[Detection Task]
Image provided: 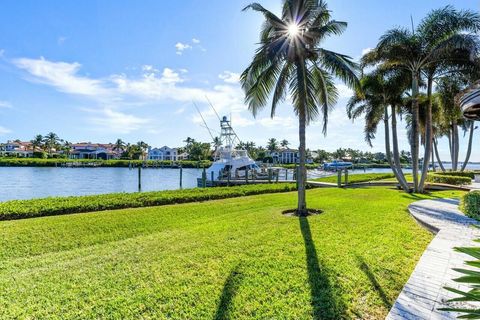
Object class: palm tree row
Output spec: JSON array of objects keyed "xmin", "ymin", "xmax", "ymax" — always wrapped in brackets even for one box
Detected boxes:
[
  {"xmin": 30, "ymin": 132, "xmax": 72, "ymax": 156},
  {"xmin": 356, "ymin": 5, "xmax": 480, "ymax": 192}
]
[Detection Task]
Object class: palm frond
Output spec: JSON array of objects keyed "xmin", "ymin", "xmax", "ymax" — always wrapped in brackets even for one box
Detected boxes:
[
  {"xmin": 271, "ymin": 62, "xmax": 293, "ymax": 117},
  {"xmin": 243, "ymin": 3, "xmax": 285, "ymax": 29},
  {"xmin": 318, "ymin": 48, "xmax": 360, "ymax": 89},
  {"xmin": 311, "ymin": 62, "xmax": 338, "ymax": 133}
]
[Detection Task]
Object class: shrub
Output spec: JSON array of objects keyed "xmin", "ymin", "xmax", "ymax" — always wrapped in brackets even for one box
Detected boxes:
[
  {"xmin": 313, "ymin": 173, "xmax": 395, "ymax": 184},
  {"xmin": 434, "ymin": 171, "xmax": 478, "ymax": 179},
  {"xmin": 461, "ymin": 191, "xmax": 480, "ymax": 220},
  {"xmin": 426, "ymin": 173, "xmax": 471, "ymax": 186},
  {"xmin": 440, "ymin": 244, "xmax": 480, "ymax": 316},
  {"xmin": 0, "ymin": 183, "xmax": 298, "ymax": 221}
]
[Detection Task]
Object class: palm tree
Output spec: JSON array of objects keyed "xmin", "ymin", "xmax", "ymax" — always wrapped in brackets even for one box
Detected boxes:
[
  {"xmin": 183, "ymin": 137, "xmax": 195, "ymax": 146},
  {"xmin": 62, "ymin": 141, "xmax": 73, "ymax": 158},
  {"xmin": 266, "ymin": 138, "xmax": 279, "ymax": 152},
  {"xmin": 460, "ymin": 120, "xmax": 477, "ymax": 171},
  {"xmin": 436, "ymin": 75, "xmax": 469, "ymax": 171},
  {"xmin": 242, "ymin": 0, "xmax": 359, "ymax": 215},
  {"xmin": 113, "ymin": 139, "xmax": 125, "ymax": 155},
  {"xmin": 30, "ymin": 134, "xmax": 44, "ymax": 154},
  {"xmin": 280, "ymin": 139, "xmax": 289, "ymax": 148},
  {"xmin": 43, "ymin": 132, "xmax": 59, "ymax": 156},
  {"xmin": 365, "ymin": 5, "xmax": 480, "ymax": 192},
  {"xmin": 347, "ymin": 70, "xmax": 409, "ymax": 191},
  {"xmin": 136, "ymin": 141, "xmax": 149, "ymax": 160}
]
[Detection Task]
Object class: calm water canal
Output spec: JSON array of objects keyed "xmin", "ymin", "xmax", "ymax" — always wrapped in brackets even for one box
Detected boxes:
[{"xmin": 0, "ymin": 164, "xmax": 478, "ymax": 202}]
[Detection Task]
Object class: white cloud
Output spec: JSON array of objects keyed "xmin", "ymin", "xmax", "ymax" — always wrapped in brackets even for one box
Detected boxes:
[
  {"xmin": 57, "ymin": 36, "xmax": 67, "ymax": 45},
  {"xmin": 0, "ymin": 101, "xmax": 12, "ymax": 108},
  {"xmin": 141, "ymin": 65, "xmax": 158, "ymax": 73},
  {"xmin": 361, "ymin": 47, "xmax": 373, "ymax": 56},
  {"xmin": 84, "ymin": 108, "xmax": 150, "ymax": 134},
  {"xmin": 13, "ymin": 57, "xmax": 108, "ymax": 98},
  {"xmin": 174, "ymin": 107, "xmax": 185, "ymax": 114},
  {"xmin": 161, "ymin": 68, "xmax": 183, "ymax": 84},
  {"xmin": 0, "ymin": 125, "xmax": 11, "ymax": 135},
  {"xmin": 231, "ymin": 115, "xmax": 254, "ymax": 127},
  {"xmin": 12, "ymin": 56, "xmax": 250, "ymax": 132},
  {"xmin": 258, "ymin": 116, "xmax": 296, "ymax": 129},
  {"xmin": 175, "ymin": 42, "xmax": 192, "ymax": 55},
  {"xmin": 176, "ymin": 39, "xmax": 205, "ymax": 55},
  {"xmin": 336, "ymin": 83, "xmax": 354, "ymax": 99},
  {"xmin": 219, "ymin": 71, "xmax": 240, "ymax": 84}
]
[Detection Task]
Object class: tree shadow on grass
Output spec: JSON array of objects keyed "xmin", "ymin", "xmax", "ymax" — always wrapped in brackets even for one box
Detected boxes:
[
  {"xmin": 214, "ymin": 264, "xmax": 244, "ymax": 320},
  {"xmin": 299, "ymin": 217, "xmax": 346, "ymax": 319},
  {"xmin": 356, "ymin": 255, "xmax": 391, "ymax": 309}
]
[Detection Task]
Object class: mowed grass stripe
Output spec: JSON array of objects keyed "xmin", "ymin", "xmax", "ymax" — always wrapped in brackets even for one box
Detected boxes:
[{"xmin": 0, "ymin": 187, "xmax": 464, "ymax": 319}]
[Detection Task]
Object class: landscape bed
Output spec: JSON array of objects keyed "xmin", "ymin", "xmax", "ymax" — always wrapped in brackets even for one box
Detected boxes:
[
  {"xmin": 312, "ymin": 172, "xmax": 396, "ymax": 184},
  {"xmin": 0, "ymin": 187, "xmax": 464, "ymax": 319}
]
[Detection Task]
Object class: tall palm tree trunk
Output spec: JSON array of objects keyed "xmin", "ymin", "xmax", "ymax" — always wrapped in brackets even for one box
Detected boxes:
[
  {"xmin": 419, "ymin": 77, "xmax": 433, "ymax": 192},
  {"xmin": 296, "ymin": 61, "xmax": 307, "ymax": 216},
  {"xmin": 455, "ymin": 123, "xmax": 460, "ymax": 172},
  {"xmin": 297, "ymin": 109, "xmax": 307, "ymax": 215},
  {"xmin": 451, "ymin": 121, "xmax": 459, "ymax": 171},
  {"xmin": 448, "ymin": 132, "xmax": 452, "ymax": 163},
  {"xmin": 461, "ymin": 122, "xmax": 475, "ymax": 172},
  {"xmin": 431, "ymin": 148, "xmax": 436, "ymax": 172},
  {"xmin": 433, "ymin": 138, "xmax": 446, "ymax": 172},
  {"xmin": 411, "ymin": 72, "xmax": 420, "ymax": 192},
  {"xmin": 390, "ymin": 105, "xmax": 409, "ymax": 191}
]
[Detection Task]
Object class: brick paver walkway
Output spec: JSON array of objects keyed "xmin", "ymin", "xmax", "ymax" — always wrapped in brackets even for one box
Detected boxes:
[{"xmin": 387, "ymin": 198, "xmax": 480, "ymax": 319}]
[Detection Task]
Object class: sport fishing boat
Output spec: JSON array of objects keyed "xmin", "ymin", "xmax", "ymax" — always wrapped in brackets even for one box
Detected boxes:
[
  {"xmin": 459, "ymin": 81, "xmax": 480, "ymax": 121},
  {"xmin": 198, "ymin": 116, "xmax": 266, "ymax": 184},
  {"xmin": 323, "ymin": 160, "xmax": 353, "ymax": 171}
]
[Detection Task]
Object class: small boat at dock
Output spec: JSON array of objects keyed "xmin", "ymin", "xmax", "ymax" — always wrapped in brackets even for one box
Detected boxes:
[{"xmin": 323, "ymin": 160, "xmax": 353, "ymax": 171}]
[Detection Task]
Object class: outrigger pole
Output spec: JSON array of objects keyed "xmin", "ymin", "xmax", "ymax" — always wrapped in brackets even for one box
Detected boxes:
[{"xmin": 192, "ymin": 101, "xmax": 216, "ymax": 142}]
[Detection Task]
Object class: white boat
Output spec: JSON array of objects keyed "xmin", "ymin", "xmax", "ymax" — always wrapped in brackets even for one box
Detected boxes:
[
  {"xmin": 201, "ymin": 116, "xmax": 264, "ymax": 182},
  {"xmin": 323, "ymin": 160, "xmax": 353, "ymax": 170},
  {"xmin": 459, "ymin": 81, "xmax": 480, "ymax": 121}
]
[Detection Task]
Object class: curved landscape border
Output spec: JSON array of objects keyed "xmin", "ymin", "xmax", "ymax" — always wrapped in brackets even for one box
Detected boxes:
[{"xmin": 387, "ymin": 198, "xmax": 480, "ymax": 319}]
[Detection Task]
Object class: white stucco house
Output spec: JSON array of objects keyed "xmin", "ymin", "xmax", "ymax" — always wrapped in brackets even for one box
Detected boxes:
[{"xmin": 147, "ymin": 146, "xmax": 178, "ymax": 161}]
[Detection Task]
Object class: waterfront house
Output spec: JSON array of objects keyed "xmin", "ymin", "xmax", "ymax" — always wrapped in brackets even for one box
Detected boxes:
[
  {"xmin": 147, "ymin": 146, "xmax": 179, "ymax": 161},
  {"xmin": 0, "ymin": 141, "xmax": 34, "ymax": 157},
  {"xmin": 70, "ymin": 143, "xmax": 119, "ymax": 160}
]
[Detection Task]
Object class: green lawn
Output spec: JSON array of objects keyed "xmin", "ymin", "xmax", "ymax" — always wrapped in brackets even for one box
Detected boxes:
[
  {"xmin": 0, "ymin": 187, "xmax": 463, "ymax": 319},
  {"xmin": 313, "ymin": 172, "xmax": 396, "ymax": 184}
]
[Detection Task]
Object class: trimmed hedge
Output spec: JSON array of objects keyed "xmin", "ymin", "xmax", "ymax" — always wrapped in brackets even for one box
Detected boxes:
[
  {"xmin": 432, "ymin": 171, "xmax": 479, "ymax": 179},
  {"xmin": 0, "ymin": 183, "xmax": 298, "ymax": 221},
  {"xmin": 461, "ymin": 191, "xmax": 480, "ymax": 220},
  {"xmin": 0, "ymin": 158, "xmax": 211, "ymax": 168},
  {"xmin": 313, "ymin": 173, "xmax": 396, "ymax": 184},
  {"xmin": 426, "ymin": 173, "xmax": 472, "ymax": 185}
]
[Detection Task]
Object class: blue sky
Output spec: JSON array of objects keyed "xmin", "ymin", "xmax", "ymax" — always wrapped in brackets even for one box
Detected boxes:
[{"xmin": 0, "ymin": 0, "xmax": 478, "ymax": 160}]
